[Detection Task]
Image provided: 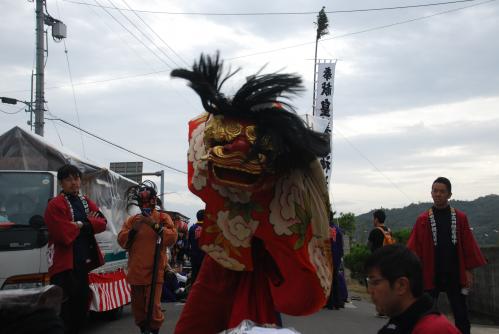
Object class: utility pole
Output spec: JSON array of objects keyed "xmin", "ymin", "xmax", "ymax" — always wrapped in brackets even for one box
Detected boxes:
[
  {"xmin": 34, "ymin": 0, "xmax": 45, "ymax": 136},
  {"xmin": 33, "ymin": 0, "xmax": 66, "ymax": 136}
]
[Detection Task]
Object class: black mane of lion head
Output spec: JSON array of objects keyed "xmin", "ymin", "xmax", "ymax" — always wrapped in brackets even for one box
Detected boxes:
[{"xmin": 172, "ymin": 52, "xmax": 330, "ymax": 188}]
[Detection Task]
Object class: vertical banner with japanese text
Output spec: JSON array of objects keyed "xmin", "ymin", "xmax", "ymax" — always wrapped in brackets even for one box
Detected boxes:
[{"xmin": 314, "ymin": 61, "xmax": 336, "ymax": 186}]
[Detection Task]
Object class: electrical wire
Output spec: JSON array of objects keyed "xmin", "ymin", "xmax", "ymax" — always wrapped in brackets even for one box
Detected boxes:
[
  {"xmin": 56, "ymin": 0, "xmax": 87, "ymax": 157},
  {"xmin": 45, "ymin": 116, "xmax": 187, "ymax": 174},
  {"xmin": 62, "ymin": 0, "xmax": 479, "ymax": 15},
  {"xmin": 0, "ymin": 69, "xmax": 171, "ymax": 95},
  {"xmin": 93, "ymin": 0, "xmax": 175, "ymax": 70},
  {"xmin": 227, "ymin": 0, "xmax": 496, "ymax": 60},
  {"xmin": 105, "ymin": 0, "xmax": 182, "ymax": 68},
  {"xmin": 86, "ymin": 2, "xmax": 163, "ymax": 73},
  {"xmin": 3, "ymin": 0, "xmax": 494, "ymax": 94},
  {"xmin": 94, "ymin": 0, "xmax": 200, "ymax": 111},
  {"xmin": 45, "ymin": 106, "xmax": 65, "ymax": 146},
  {"xmin": 333, "ymin": 126, "xmax": 413, "ymax": 203},
  {"xmin": 0, "ymin": 105, "xmax": 25, "ymax": 114},
  {"xmin": 120, "ymin": 0, "xmax": 190, "ymax": 67}
]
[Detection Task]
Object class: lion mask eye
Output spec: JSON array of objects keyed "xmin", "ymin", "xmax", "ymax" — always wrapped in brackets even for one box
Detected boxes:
[{"xmin": 204, "ymin": 115, "xmax": 251, "ymax": 147}]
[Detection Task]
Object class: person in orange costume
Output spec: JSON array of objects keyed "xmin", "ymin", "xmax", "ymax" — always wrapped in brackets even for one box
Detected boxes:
[
  {"xmin": 171, "ymin": 53, "xmax": 333, "ymax": 334},
  {"xmin": 118, "ymin": 182, "xmax": 177, "ymax": 334}
]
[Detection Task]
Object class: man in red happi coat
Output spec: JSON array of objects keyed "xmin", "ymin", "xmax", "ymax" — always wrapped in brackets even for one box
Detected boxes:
[{"xmin": 407, "ymin": 177, "xmax": 486, "ymax": 334}]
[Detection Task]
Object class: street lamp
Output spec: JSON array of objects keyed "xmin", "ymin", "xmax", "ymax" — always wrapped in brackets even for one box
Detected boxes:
[{"xmin": 0, "ymin": 96, "xmax": 34, "ymax": 130}]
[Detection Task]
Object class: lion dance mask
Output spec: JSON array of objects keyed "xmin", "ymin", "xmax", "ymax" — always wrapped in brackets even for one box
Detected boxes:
[{"xmin": 173, "ymin": 53, "xmax": 333, "ymax": 334}]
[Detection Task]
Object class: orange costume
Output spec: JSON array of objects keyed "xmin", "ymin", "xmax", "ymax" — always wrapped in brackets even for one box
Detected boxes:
[{"xmin": 118, "ymin": 210, "xmax": 177, "ymax": 332}]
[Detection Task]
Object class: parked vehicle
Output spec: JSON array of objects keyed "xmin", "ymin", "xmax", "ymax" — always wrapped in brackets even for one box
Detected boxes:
[{"xmin": 0, "ymin": 126, "xmax": 135, "ymax": 316}]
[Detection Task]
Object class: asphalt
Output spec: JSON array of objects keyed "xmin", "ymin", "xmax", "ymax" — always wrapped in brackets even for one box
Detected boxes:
[{"xmin": 82, "ymin": 298, "xmax": 499, "ymax": 334}]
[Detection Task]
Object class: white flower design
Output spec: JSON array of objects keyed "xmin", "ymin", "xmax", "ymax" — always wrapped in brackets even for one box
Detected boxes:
[
  {"xmin": 47, "ymin": 243, "xmax": 54, "ymax": 268},
  {"xmin": 269, "ymin": 171, "xmax": 306, "ymax": 236},
  {"xmin": 201, "ymin": 244, "xmax": 245, "ymax": 271},
  {"xmin": 188, "ymin": 120, "xmax": 208, "ymax": 191},
  {"xmin": 211, "ymin": 183, "xmax": 251, "ymax": 203},
  {"xmin": 216, "ymin": 211, "xmax": 258, "ymax": 248},
  {"xmin": 308, "ymin": 238, "xmax": 332, "ymax": 297}
]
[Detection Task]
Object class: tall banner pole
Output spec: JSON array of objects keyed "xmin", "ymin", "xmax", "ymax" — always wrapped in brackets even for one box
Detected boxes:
[
  {"xmin": 313, "ymin": 45, "xmax": 319, "ymax": 115},
  {"xmin": 314, "ymin": 61, "xmax": 336, "ymax": 187}
]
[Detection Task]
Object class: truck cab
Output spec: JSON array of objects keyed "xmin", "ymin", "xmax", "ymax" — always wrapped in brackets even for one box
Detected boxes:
[{"xmin": 0, "ymin": 170, "xmax": 57, "ymax": 289}]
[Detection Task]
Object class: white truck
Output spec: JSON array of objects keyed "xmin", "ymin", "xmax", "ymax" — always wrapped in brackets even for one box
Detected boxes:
[{"xmin": 0, "ymin": 126, "xmax": 136, "ymax": 317}]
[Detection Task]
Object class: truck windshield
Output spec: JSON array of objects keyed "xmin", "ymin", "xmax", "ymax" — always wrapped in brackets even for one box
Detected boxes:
[{"xmin": 0, "ymin": 172, "xmax": 54, "ymax": 226}]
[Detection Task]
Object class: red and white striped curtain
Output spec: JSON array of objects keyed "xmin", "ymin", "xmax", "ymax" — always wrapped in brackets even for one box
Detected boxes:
[{"xmin": 88, "ymin": 270, "xmax": 131, "ymax": 312}]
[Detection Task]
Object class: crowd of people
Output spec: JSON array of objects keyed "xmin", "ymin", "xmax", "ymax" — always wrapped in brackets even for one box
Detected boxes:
[
  {"xmin": 33, "ymin": 52, "xmax": 489, "ymax": 334},
  {"xmin": 40, "ymin": 163, "xmax": 487, "ymax": 334}
]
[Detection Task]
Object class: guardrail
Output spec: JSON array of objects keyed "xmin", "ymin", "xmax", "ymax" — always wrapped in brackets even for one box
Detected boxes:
[{"xmin": 468, "ymin": 246, "xmax": 499, "ymax": 321}]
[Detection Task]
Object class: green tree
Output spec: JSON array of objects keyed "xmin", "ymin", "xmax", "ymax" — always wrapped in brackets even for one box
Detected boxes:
[
  {"xmin": 335, "ymin": 212, "xmax": 356, "ymax": 237},
  {"xmin": 312, "ymin": 7, "xmax": 329, "ymax": 110},
  {"xmin": 344, "ymin": 244, "xmax": 370, "ymax": 281},
  {"xmin": 315, "ymin": 7, "xmax": 329, "ymax": 40},
  {"xmin": 392, "ymin": 228, "xmax": 411, "ymax": 245}
]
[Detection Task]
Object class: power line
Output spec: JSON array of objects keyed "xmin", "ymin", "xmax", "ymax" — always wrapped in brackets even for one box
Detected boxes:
[
  {"xmin": 105, "ymin": 0, "xmax": 182, "ymax": 68},
  {"xmin": 93, "ymin": 0, "xmax": 175, "ymax": 70},
  {"xmin": 86, "ymin": 1, "xmax": 164, "ymax": 73},
  {"xmin": 3, "ymin": 0, "xmax": 494, "ymax": 94},
  {"xmin": 334, "ymin": 126, "xmax": 413, "ymax": 203},
  {"xmin": 120, "ymin": 0, "xmax": 190, "ymax": 67},
  {"xmin": 45, "ymin": 116, "xmax": 187, "ymax": 174},
  {"xmin": 0, "ymin": 105, "xmax": 25, "ymax": 114},
  {"xmin": 228, "ymin": 0, "xmax": 496, "ymax": 60},
  {"xmin": 45, "ymin": 106, "xmax": 65, "ymax": 146},
  {"xmin": 0, "ymin": 69, "xmax": 170, "ymax": 95},
  {"xmin": 56, "ymin": 0, "xmax": 87, "ymax": 157},
  {"xmin": 63, "ymin": 0, "xmax": 478, "ymax": 15}
]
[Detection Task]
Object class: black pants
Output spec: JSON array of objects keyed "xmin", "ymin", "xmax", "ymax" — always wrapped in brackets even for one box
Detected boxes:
[
  {"xmin": 50, "ymin": 268, "xmax": 90, "ymax": 334},
  {"xmin": 429, "ymin": 282, "xmax": 470, "ymax": 334},
  {"xmin": 326, "ymin": 266, "xmax": 343, "ymax": 309}
]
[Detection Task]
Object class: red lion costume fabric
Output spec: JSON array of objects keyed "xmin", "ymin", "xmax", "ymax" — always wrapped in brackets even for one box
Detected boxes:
[{"xmin": 173, "ymin": 53, "xmax": 333, "ymax": 334}]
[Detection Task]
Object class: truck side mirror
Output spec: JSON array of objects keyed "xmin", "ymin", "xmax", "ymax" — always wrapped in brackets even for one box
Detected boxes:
[{"xmin": 29, "ymin": 215, "xmax": 45, "ymax": 229}]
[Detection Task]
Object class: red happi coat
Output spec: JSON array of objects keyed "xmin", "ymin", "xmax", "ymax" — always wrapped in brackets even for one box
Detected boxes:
[
  {"xmin": 44, "ymin": 194, "xmax": 107, "ymax": 277},
  {"xmin": 412, "ymin": 314, "xmax": 461, "ymax": 334},
  {"xmin": 407, "ymin": 208, "xmax": 487, "ymax": 291}
]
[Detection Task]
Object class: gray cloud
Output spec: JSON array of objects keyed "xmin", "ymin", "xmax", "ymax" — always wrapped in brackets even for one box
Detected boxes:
[{"xmin": 1, "ymin": 0, "xmax": 498, "ymax": 218}]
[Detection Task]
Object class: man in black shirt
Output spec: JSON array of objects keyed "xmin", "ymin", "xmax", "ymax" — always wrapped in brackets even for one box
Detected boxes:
[{"xmin": 368, "ymin": 209, "xmax": 390, "ymax": 253}]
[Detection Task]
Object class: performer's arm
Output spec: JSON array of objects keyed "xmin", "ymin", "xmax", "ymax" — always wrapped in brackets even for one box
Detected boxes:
[
  {"xmin": 118, "ymin": 215, "xmax": 140, "ymax": 249},
  {"xmin": 44, "ymin": 199, "xmax": 80, "ymax": 246},
  {"xmin": 85, "ymin": 197, "xmax": 107, "ymax": 234},
  {"xmin": 162, "ymin": 214, "xmax": 178, "ymax": 247}
]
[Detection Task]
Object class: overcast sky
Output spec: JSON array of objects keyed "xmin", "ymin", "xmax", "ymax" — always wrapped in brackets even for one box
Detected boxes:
[{"xmin": 1, "ymin": 0, "xmax": 498, "ymax": 221}]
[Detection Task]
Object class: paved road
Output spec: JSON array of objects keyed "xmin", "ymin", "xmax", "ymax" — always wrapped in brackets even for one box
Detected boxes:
[
  {"xmin": 83, "ymin": 300, "xmax": 498, "ymax": 334},
  {"xmin": 83, "ymin": 300, "xmax": 386, "ymax": 334}
]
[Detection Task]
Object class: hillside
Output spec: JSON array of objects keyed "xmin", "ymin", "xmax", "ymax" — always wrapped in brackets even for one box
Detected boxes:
[{"xmin": 353, "ymin": 194, "xmax": 499, "ymax": 246}]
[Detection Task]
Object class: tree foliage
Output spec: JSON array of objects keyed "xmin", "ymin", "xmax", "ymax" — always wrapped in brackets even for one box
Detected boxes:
[
  {"xmin": 335, "ymin": 212, "xmax": 356, "ymax": 237},
  {"xmin": 315, "ymin": 7, "xmax": 329, "ymax": 40},
  {"xmin": 391, "ymin": 228, "xmax": 411, "ymax": 245},
  {"xmin": 344, "ymin": 244, "xmax": 370, "ymax": 281}
]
